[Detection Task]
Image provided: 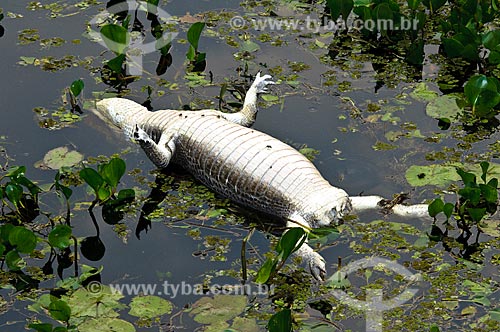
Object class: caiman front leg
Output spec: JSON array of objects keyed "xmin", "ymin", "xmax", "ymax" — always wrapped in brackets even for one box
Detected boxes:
[
  {"xmin": 133, "ymin": 124, "xmax": 176, "ymax": 168},
  {"xmin": 221, "ymin": 72, "xmax": 275, "ymax": 127}
]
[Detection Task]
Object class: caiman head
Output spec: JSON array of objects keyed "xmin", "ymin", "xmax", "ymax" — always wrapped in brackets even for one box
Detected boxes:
[
  {"xmin": 305, "ymin": 188, "xmax": 352, "ymax": 228},
  {"xmin": 94, "ymin": 98, "xmax": 148, "ymax": 138}
]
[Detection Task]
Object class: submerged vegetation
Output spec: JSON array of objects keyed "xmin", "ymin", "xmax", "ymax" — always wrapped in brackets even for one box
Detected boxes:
[{"xmin": 0, "ymin": 0, "xmax": 499, "ymax": 331}]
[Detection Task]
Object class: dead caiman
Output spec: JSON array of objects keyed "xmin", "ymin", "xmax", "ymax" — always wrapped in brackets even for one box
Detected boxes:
[{"xmin": 94, "ymin": 73, "xmax": 429, "ymax": 280}]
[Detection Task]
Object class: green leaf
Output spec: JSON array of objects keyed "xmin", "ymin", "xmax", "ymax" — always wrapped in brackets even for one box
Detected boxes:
[
  {"xmin": 488, "ymin": 50, "xmax": 500, "ymax": 64},
  {"xmin": 423, "ymin": 0, "xmax": 446, "ymax": 11},
  {"xmin": 97, "ymin": 186, "xmax": 112, "ymax": 201},
  {"xmin": 16, "ymin": 175, "xmax": 42, "ymax": 198},
  {"xmin": 53, "ymin": 327, "xmax": 68, "ymax": 332},
  {"xmin": 483, "ymin": 30, "xmax": 500, "ymax": 51},
  {"xmin": 353, "ymin": 5, "xmax": 371, "ymax": 23},
  {"xmin": 327, "ymin": 0, "xmax": 354, "ymax": 21},
  {"xmin": 28, "ymin": 323, "xmax": 53, "ymax": 332},
  {"xmin": 107, "ymin": 54, "xmax": 126, "ymax": 73},
  {"xmin": 5, "ymin": 183, "xmax": 23, "ymax": 207},
  {"xmin": 479, "ymin": 184, "xmax": 498, "ymax": 204},
  {"xmin": 100, "ymin": 158, "xmax": 126, "ymax": 188},
  {"xmin": 480, "ymin": 161, "xmax": 490, "ymax": 183},
  {"xmin": 276, "ymin": 228, "xmax": 307, "ymax": 261},
  {"xmin": 437, "ymin": 117, "xmax": 451, "ymax": 130},
  {"xmin": 54, "ymin": 177, "xmax": 72, "ymax": 200},
  {"xmin": 255, "ymin": 258, "xmax": 276, "ymax": 284},
  {"xmin": 406, "ymin": 39, "xmax": 424, "ymax": 65},
  {"xmin": 267, "ymin": 308, "xmax": 292, "ymax": 332},
  {"xmin": 443, "ymin": 203, "xmax": 454, "ymax": 219},
  {"xmin": 471, "ymin": 296, "xmax": 491, "ymax": 306},
  {"xmin": 187, "ymin": 22, "xmax": 205, "ymax": 50},
  {"xmin": 456, "ymin": 168, "xmax": 477, "ymax": 186},
  {"xmin": 0, "ymin": 224, "xmax": 15, "ymax": 243},
  {"xmin": 0, "ymin": 243, "xmax": 5, "ymax": 256},
  {"xmin": 48, "ymin": 225, "xmax": 72, "ymax": 249},
  {"xmin": 488, "ymin": 178, "xmax": 498, "ymax": 190},
  {"xmin": 128, "ymin": 295, "xmax": 173, "ymax": 318},
  {"xmin": 464, "ymin": 75, "xmax": 500, "ymax": 116},
  {"xmin": 121, "ymin": 15, "xmax": 131, "ymax": 29},
  {"xmin": 6, "ymin": 250, "xmax": 24, "ymax": 270},
  {"xmin": 442, "ymin": 37, "xmax": 464, "ymax": 58},
  {"xmin": 9, "ymin": 226, "xmax": 37, "ymax": 253},
  {"xmin": 194, "ymin": 51, "xmax": 206, "ymax": 64},
  {"xmin": 407, "ymin": 0, "xmax": 421, "ymax": 10},
  {"xmin": 100, "ymin": 24, "xmax": 130, "ymax": 54},
  {"xmin": 117, "ymin": 188, "xmax": 135, "ymax": 201},
  {"xmin": 186, "ymin": 45, "xmax": 196, "ymax": 61},
  {"xmin": 489, "ymin": 309, "xmax": 500, "ymax": 322},
  {"xmin": 373, "ymin": 3, "xmax": 393, "ymax": 22},
  {"xmin": 308, "ymin": 227, "xmax": 340, "ymax": 245},
  {"xmin": 49, "ymin": 299, "xmax": 71, "ymax": 322},
  {"xmin": 70, "ymin": 79, "xmax": 84, "ymax": 97},
  {"xmin": 429, "ymin": 324, "xmax": 441, "ymax": 332},
  {"xmin": 467, "ymin": 208, "xmax": 487, "ymax": 222},
  {"xmin": 428, "ymin": 198, "xmax": 444, "ymax": 218},
  {"xmin": 79, "ymin": 168, "xmax": 104, "ymax": 195},
  {"xmin": 458, "ymin": 187, "xmax": 481, "ymax": 205},
  {"xmin": 6, "ymin": 165, "xmax": 27, "ymax": 178}
]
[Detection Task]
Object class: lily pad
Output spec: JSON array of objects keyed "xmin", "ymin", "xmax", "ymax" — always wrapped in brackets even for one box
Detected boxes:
[
  {"xmin": 406, "ymin": 162, "xmax": 500, "ymax": 187},
  {"xmin": 231, "ymin": 317, "xmax": 260, "ymax": 332},
  {"xmin": 240, "ymin": 40, "xmax": 260, "ymax": 53},
  {"xmin": 426, "ymin": 94, "xmax": 462, "ymax": 122},
  {"xmin": 479, "ymin": 220, "xmax": 500, "ymax": 237},
  {"xmin": 326, "ymin": 271, "xmax": 351, "ymax": 289},
  {"xmin": 48, "ymin": 224, "xmax": 72, "ymax": 249},
  {"xmin": 410, "ymin": 83, "xmax": 439, "ymax": 102},
  {"xmin": 64, "ymin": 286, "xmax": 126, "ymax": 319},
  {"xmin": 78, "ymin": 318, "xmax": 135, "ymax": 332},
  {"xmin": 128, "ymin": 295, "xmax": 173, "ymax": 319},
  {"xmin": 37, "ymin": 146, "xmax": 83, "ymax": 170},
  {"xmin": 405, "ymin": 164, "xmax": 461, "ymax": 187},
  {"xmin": 190, "ymin": 295, "xmax": 247, "ymax": 325}
]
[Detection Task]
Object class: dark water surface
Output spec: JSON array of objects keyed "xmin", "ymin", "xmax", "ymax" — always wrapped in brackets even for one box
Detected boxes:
[{"xmin": 1, "ymin": 1, "xmax": 498, "ymax": 331}]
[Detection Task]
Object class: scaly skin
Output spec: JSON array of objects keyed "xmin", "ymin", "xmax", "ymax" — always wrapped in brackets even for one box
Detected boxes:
[{"xmin": 94, "ymin": 73, "xmax": 429, "ymax": 280}]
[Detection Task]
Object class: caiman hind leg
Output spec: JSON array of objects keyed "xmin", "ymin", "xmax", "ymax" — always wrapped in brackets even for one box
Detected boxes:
[
  {"xmin": 285, "ymin": 219, "xmax": 326, "ymax": 281},
  {"xmin": 133, "ymin": 124, "xmax": 176, "ymax": 168},
  {"xmin": 350, "ymin": 195, "xmax": 431, "ymax": 219}
]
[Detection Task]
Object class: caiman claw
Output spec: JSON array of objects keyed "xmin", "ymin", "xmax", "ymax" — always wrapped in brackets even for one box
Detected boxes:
[
  {"xmin": 133, "ymin": 124, "xmax": 150, "ymax": 142},
  {"xmin": 308, "ymin": 251, "xmax": 327, "ymax": 281},
  {"xmin": 253, "ymin": 72, "xmax": 276, "ymax": 93}
]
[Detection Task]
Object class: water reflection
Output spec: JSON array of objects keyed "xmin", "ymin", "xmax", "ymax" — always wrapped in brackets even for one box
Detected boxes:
[
  {"xmin": 429, "ymin": 224, "xmax": 483, "ymax": 263},
  {"xmin": 98, "ymin": 0, "xmax": 174, "ymax": 90}
]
